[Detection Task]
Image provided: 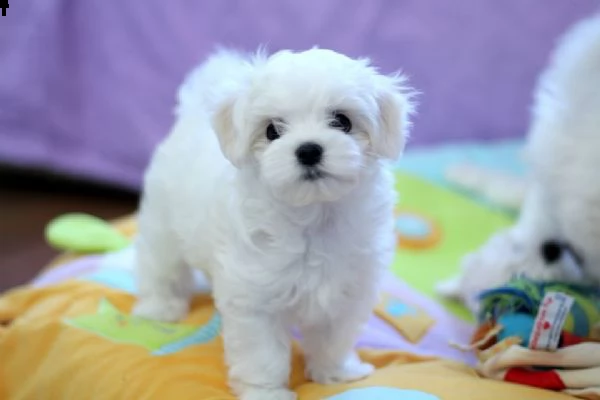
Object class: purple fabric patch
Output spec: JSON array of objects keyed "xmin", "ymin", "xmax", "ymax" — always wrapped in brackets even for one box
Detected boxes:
[
  {"xmin": 0, "ymin": 1, "xmax": 597, "ymax": 188},
  {"xmin": 357, "ymin": 274, "xmax": 475, "ymax": 365},
  {"xmin": 31, "ymin": 255, "xmax": 102, "ymax": 288}
]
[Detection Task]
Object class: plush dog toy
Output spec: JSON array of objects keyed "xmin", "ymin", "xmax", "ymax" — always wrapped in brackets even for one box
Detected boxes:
[{"xmin": 455, "ymin": 277, "xmax": 600, "ymax": 399}]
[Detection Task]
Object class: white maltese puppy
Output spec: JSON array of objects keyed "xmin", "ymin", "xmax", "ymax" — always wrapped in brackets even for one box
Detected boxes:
[
  {"xmin": 133, "ymin": 48, "xmax": 414, "ymax": 400},
  {"xmin": 438, "ymin": 14, "xmax": 600, "ymax": 311}
]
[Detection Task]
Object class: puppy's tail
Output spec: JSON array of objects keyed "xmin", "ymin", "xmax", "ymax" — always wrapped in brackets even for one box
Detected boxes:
[{"xmin": 175, "ymin": 48, "xmax": 263, "ymax": 117}]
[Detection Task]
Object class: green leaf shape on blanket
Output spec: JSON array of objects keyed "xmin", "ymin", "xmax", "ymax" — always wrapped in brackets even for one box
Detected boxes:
[
  {"xmin": 45, "ymin": 213, "xmax": 130, "ymax": 253},
  {"xmin": 64, "ymin": 299, "xmax": 202, "ymax": 352}
]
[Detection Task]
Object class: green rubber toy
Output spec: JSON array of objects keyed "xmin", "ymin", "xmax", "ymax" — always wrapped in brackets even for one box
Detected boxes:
[{"xmin": 45, "ymin": 213, "xmax": 130, "ymax": 253}]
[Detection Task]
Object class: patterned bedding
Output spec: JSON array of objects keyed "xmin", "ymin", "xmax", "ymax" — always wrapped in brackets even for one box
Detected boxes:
[{"xmin": 2, "ymin": 141, "xmax": 582, "ymax": 400}]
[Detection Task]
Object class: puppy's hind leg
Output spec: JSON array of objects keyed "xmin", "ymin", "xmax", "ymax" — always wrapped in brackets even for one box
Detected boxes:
[{"xmin": 132, "ymin": 226, "xmax": 193, "ymax": 322}]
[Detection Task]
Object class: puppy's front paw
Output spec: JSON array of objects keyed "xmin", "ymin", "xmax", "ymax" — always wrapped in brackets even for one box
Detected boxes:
[
  {"xmin": 132, "ymin": 296, "xmax": 188, "ymax": 322},
  {"xmin": 307, "ymin": 360, "xmax": 374, "ymax": 384},
  {"xmin": 239, "ymin": 387, "xmax": 297, "ymax": 400}
]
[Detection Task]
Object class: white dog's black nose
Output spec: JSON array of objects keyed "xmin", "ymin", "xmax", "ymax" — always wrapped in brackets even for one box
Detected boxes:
[{"xmin": 296, "ymin": 142, "xmax": 323, "ymax": 166}]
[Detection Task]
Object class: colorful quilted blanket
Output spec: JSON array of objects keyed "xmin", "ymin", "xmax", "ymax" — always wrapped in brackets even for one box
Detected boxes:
[{"xmin": 1, "ymin": 141, "xmax": 581, "ymax": 400}]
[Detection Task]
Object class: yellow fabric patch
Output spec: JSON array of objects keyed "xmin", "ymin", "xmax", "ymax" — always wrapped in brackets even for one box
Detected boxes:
[{"xmin": 374, "ymin": 295, "xmax": 435, "ymax": 343}]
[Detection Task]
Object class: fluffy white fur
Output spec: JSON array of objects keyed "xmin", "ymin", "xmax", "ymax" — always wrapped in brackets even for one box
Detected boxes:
[
  {"xmin": 438, "ymin": 14, "xmax": 600, "ymax": 312},
  {"xmin": 133, "ymin": 48, "xmax": 413, "ymax": 400}
]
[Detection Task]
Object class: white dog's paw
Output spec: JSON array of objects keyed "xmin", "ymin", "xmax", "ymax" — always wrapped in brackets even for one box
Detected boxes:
[
  {"xmin": 307, "ymin": 361, "xmax": 374, "ymax": 384},
  {"xmin": 239, "ymin": 387, "xmax": 297, "ymax": 400},
  {"xmin": 435, "ymin": 275, "xmax": 462, "ymax": 298},
  {"xmin": 132, "ymin": 296, "xmax": 189, "ymax": 322}
]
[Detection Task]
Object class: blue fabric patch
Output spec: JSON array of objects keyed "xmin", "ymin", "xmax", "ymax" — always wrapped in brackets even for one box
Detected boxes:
[
  {"xmin": 396, "ymin": 214, "xmax": 431, "ymax": 238},
  {"xmin": 83, "ymin": 267, "xmax": 137, "ymax": 294},
  {"xmin": 386, "ymin": 300, "xmax": 417, "ymax": 317},
  {"xmin": 327, "ymin": 387, "xmax": 440, "ymax": 399},
  {"xmin": 497, "ymin": 313, "xmax": 535, "ymax": 346},
  {"xmin": 152, "ymin": 313, "xmax": 222, "ymax": 355}
]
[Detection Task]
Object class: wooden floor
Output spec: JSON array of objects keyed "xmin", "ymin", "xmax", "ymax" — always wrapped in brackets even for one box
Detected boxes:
[{"xmin": 0, "ymin": 167, "xmax": 139, "ymax": 293}]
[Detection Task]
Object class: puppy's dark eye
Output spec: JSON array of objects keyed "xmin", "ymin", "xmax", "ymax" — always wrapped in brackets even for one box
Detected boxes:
[
  {"xmin": 266, "ymin": 123, "xmax": 280, "ymax": 141},
  {"xmin": 329, "ymin": 112, "xmax": 352, "ymax": 133}
]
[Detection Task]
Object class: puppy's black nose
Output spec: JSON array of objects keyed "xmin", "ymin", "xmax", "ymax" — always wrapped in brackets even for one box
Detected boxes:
[
  {"xmin": 296, "ymin": 142, "xmax": 323, "ymax": 166},
  {"xmin": 541, "ymin": 240, "xmax": 563, "ymax": 264}
]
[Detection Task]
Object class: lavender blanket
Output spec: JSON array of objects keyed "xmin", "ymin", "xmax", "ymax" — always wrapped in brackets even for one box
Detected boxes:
[{"xmin": 0, "ymin": 0, "xmax": 596, "ymax": 188}]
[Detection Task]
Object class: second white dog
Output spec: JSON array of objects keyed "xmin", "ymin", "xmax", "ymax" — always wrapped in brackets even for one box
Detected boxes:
[
  {"xmin": 133, "ymin": 48, "xmax": 413, "ymax": 400},
  {"xmin": 438, "ymin": 14, "xmax": 600, "ymax": 312}
]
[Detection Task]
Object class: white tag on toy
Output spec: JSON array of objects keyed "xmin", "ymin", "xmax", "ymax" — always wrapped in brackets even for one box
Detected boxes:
[{"xmin": 529, "ymin": 291, "xmax": 574, "ymax": 351}]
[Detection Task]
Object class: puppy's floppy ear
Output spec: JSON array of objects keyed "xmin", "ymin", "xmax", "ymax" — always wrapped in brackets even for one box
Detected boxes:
[
  {"xmin": 210, "ymin": 48, "xmax": 268, "ymax": 168},
  {"xmin": 372, "ymin": 74, "xmax": 415, "ymax": 160},
  {"xmin": 212, "ymin": 98, "xmax": 250, "ymax": 168}
]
